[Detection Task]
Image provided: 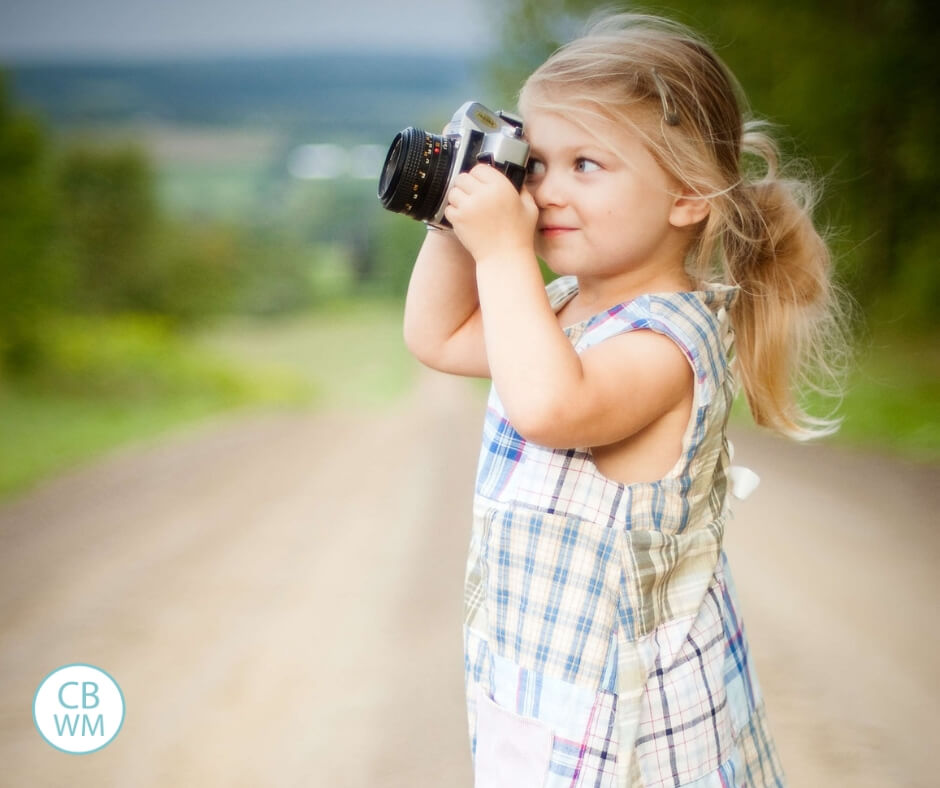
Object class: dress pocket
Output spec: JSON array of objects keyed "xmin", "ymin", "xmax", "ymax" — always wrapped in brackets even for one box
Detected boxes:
[
  {"xmin": 483, "ymin": 506, "xmax": 621, "ymax": 688},
  {"xmin": 473, "ymin": 684, "xmax": 553, "ymax": 788}
]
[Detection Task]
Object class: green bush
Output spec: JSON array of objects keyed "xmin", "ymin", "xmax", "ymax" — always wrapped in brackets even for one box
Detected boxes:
[
  {"xmin": 0, "ymin": 312, "xmax": 315, "ymax": 498},
  {"xmin": 26, "ymin": 312, "xmax": 310, "ymax": 402}
]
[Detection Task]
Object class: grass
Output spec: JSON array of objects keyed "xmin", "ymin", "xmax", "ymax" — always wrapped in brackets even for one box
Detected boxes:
[
  {"xmin": 0, "ymin": 312, "xmax": 307, "ymax": 500},
  {"xmin": 823, "ymin": 329, "xmax": 939, "ymax": 460},
  {"xmin": 192, "ymin": 299, "xmax": 419, "ymax": 410},
  {"xmin": 0, "ymin": 301, "xmax": 419, "ymax": 501},
  {"xmin": 0, "ymin": 388, "xmax": 258, "ymax": 498},
  {"xmin": 732, "ymin": 328, "xmax": 940, "ymax": 462}
]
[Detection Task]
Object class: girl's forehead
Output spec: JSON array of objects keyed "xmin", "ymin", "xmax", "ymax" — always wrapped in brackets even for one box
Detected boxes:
[{"xmin": 523, "ymin": 109, "xmax": 637, "ymax": 153}]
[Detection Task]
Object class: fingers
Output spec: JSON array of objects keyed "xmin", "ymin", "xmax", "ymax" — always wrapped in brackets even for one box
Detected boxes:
[
  {"xmin": 450, "ymin": 170, "xmax": 482, "ymax": 199},
  {"xmin": 470, "ymin": 161, "xmax": 496, "ymax": 177},
  {"xmin": 447, "ymin": 167, "xmax": 491, "ymax": 208},
  {"xmin": 446, "ymin": 165, "xmax": 524, "ymax": 222},
  {"xmin": 469, "ymin": 162, "xmax": 508, "ymax": 184},
  {"xmin": 455, "ymin": 163, "xmax": 505, "ymax": 190},
  {"xmin": 447, "ymin": 171, "xmax": 476, "ymax": 204}
]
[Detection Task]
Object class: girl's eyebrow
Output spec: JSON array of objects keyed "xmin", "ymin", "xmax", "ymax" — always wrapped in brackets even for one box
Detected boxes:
[{"xmin": 526, "ymin": 142, "xmax": 609, "ymax": 159}]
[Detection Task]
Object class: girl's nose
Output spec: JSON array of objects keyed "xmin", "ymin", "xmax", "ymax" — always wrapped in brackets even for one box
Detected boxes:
[{"xmin": 531, "ymin": 171, "xmax": 565, "ymax": 208}]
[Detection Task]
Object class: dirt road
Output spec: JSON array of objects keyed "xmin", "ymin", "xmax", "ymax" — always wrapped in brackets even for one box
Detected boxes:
[{"xmin": 1, "ymin": 372, "xmax": 937, "ymax": 787}]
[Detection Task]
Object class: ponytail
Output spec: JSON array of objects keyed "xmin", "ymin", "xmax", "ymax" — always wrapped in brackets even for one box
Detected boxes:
[{"xmin": 698, "ymin": 124, "xmax": 847, "ymax": 439}]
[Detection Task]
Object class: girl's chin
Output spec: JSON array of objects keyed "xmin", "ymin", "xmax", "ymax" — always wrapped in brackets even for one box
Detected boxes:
[
  {"xmin": 535, "ymin": 248, "xmax": 569, "ymax": 276},
  {"xmin": 537, "ymin": 250, "xmax": 578, "ymax": 273}
]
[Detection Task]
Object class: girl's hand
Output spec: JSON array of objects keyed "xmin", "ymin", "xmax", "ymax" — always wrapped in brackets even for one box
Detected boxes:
[{"xmin": 443, "ymin": 163, "xmax": 538, "ymax": 265}]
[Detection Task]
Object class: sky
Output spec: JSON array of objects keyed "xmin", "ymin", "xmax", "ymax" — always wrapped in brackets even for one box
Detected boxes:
[{"xmin": 0, "ymin": 0, "xmax": 494, "ymax": 60}]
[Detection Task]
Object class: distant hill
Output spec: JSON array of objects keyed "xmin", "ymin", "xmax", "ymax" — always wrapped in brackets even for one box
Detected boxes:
[{"xmin": 5, "ymin": 52, "xmax": 488, "ymax": 143}]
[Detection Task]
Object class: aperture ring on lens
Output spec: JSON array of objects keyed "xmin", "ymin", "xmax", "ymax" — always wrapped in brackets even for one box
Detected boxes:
[
  {"xmin": 404, "ymin": 133, "xmax": 436, "ymax": 216},
  {"xmin": 421, "ymin": 136, "xmax": 453, "ymax": 222}
]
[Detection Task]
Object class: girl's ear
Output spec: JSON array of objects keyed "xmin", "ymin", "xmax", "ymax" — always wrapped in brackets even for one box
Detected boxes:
[{"xmin": 669, "ymin": 192, "xmax": 710, "ymax": 228}]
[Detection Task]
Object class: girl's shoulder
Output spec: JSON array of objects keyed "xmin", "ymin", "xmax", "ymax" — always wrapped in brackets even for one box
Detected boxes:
[
  {"xmin": 643, "ymin": 284, "xmax": 739, "ymax": 332},
  {"xmin": 545, "ymin": 276, "xmax": 738, "ymax": 334},
  {"xmin": 548, "ymin": 278, "xmax": 739, "ymax": 406}
]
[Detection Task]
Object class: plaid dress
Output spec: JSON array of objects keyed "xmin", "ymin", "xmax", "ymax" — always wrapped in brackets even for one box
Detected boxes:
[{"xmin": 463, "ymin": 277, "xmax": 785, "ymax": 788}]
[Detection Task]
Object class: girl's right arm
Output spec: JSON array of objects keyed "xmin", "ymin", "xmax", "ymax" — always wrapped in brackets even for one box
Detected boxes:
[{"xmin": 402, "ymin": 228, "xmax": 490, "ymax": 378}]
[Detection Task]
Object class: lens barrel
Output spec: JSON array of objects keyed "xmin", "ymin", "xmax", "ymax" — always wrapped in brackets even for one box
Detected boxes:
[{"xmin": 378, "ymin": 128, "xmax": 454, "ymax": 223}]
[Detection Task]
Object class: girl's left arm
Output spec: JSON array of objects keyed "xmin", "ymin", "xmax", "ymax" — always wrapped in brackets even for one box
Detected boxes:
[{"xmin": 445, "ymin": 164, "xmax": 692, "ymax": 449}]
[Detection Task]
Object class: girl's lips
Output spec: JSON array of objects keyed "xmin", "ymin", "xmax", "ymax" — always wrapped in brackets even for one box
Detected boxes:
[{"xmin": 539, "ymin": 226, "xmax": 577, "ymax": 237}]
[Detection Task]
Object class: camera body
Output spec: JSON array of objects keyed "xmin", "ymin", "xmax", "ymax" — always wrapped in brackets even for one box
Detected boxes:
[{"xmin": 378, "ymin": 101, "xmax": 530, "ymax": 228}]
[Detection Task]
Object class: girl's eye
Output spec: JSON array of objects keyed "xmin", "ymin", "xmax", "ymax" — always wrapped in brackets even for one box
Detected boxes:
[
  {"xmin": 526, "ymin": 159, "xmax": 545, "ymax": 178},
  {"xmin": 576, "ymin": 158, "xmax": 602, "ymax": 173}
]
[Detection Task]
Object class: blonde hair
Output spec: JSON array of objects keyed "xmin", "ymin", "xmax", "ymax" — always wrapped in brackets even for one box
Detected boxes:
[{"xmin": 520, "ymin": 11, "xmax": 848, "ymax": 439}]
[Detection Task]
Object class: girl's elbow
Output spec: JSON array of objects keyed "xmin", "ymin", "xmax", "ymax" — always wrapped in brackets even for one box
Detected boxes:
[
  {"xmin": 507, "ymin": 398, "xmax": 575, "ymax": 448},
  {"xmin": 403, "ymin": 325, "xmax": 442, "ymax": 368},
  {"xmin": 403, "ymin": 323, "xmax": 464, "ymax": 373},
  {"xmin": 402, "ymin": 310, "xmax": 433, "ymax": 355}
]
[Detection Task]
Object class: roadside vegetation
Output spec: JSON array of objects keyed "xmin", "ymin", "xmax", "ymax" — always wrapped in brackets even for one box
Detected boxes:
[
  {"xmin": 0, "ymin": 72, "xmax": 425, "ymax": 498},
  {"xmin": 0, "ymin": 303, "xmax": 419, "ymax": 498}
]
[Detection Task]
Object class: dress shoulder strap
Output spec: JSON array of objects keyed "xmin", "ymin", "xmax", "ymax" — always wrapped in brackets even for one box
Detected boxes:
[
  {"xmin": 576, "ymin": 287, "xmax": 738, "ymax": 408},
  {"xmin": 545, "ymin": 275, "xmax": 579, "ymax": 312}
]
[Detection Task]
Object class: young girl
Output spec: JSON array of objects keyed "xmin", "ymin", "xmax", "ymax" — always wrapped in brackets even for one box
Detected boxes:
[{"xmin": 404, "ymin": 11, "xmax": 842, "ymax": 787}]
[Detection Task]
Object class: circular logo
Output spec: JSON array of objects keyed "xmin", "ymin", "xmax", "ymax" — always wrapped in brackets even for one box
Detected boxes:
[{"xmin": 33, "ymin": 664, "xmax": 125, "ymax": 754}]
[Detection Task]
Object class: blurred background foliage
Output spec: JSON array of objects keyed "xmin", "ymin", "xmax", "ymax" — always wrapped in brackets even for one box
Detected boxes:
[{"xmin": 0, "ymin": 1, "xmax": 937, "ymax": 497}]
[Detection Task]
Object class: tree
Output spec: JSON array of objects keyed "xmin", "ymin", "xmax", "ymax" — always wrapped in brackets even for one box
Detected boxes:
[
  {"xmin": 0, "ymin": 73, "xmax": 63, "ymax": 374},
  {"xmin": 56, "ymin": 144, "xmax": 160, "ymax": 313}
]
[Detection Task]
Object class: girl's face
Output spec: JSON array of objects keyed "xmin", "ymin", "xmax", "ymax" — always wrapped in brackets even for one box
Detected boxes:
[{"xmin": 523, "ymin": 109, "xmax": 692, "ymax": 282}]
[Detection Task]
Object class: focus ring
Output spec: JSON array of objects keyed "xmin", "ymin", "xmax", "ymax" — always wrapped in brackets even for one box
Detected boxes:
[{"xmin": 378, "ymin": 127, "xmax": 454, "ymax": 222}]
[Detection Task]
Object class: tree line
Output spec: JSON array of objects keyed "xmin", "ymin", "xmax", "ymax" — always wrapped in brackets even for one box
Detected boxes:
[{"xmin": 0, "ymin": 73, "xmax": 425, "ymax": 380}]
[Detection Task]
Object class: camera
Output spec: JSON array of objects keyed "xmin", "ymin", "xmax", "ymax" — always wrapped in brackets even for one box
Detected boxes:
[{"xmin": 377, "ymin": 101, "xmax": 530, "ymax": 229}]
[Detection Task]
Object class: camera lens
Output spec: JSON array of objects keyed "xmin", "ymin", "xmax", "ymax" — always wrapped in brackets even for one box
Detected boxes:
[{"xmin": 378, "ymin": 127, "xmax": 454, "ymax": 223}]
